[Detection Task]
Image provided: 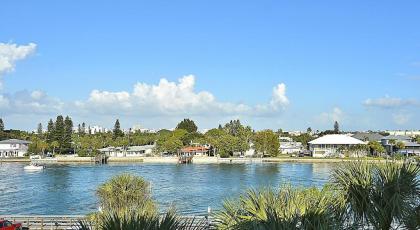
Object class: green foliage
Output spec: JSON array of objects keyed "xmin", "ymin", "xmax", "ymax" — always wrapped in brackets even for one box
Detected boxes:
[
  {"xmin": 113, "ymin": 119, "xmax": 124, "ymax": 139},
  {"xmin": 215, "ymin": 185, "xmax": 344, "ymax": 229},
  {"xmin": 334, "ymin": 121, "xmax": 340, "ymax": 134},
  {"xmin": 396, "ymin": 141, "xmax": 406, "ymax": 151},
  {"xmin": 205, "ymin": 129, "xmax": 236, "ymax": 158},
  {"xmin": 46, "ymin": 119, "xmax": 55, "ymax": 143},
  {"xmin": 176, "ymin": 118, "xmax": 198, "ymax": 133},
  {"xmin": 331, "ymin": 162, "xmax": 420, "ymax": 229},
  {"xmin": 291, "ymin": 133, "xmax": 315, "ymax": 148},
  {"xmin": 97, "ymin": 174, "xmax": 156, "ymax": 216},
  {"xmin": 253, "ymin": 130, "xmax": 279, "ymax": 157},
  {"xmin": 0, "ymin": 118, "xmax": 4, "ymax": 131},
  {"xmin": 368, "ymin": 141, "xmax": 386, "ymax": 156},
  {"xmin": 157, "ymin": 129, "xmax": 187, "ymax": 154},
  {"xmin": 37, "ymin": 123, "xmax": 43, "ymax": 135}
]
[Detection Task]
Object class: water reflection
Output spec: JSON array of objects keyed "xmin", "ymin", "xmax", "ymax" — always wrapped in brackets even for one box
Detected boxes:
[{"xmin": 0, "ymin": 162, "xmax": 333, "ymax": 215}]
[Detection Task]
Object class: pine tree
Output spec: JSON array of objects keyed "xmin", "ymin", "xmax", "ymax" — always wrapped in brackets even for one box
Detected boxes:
[
  {"xmin": 63, "ymin": 116, "xmax": 73, "ymax": 150},
  {"xmin": 77, "ymin": 124, "xmax": 82, "ymax": 134},
  {"xmin": 113, "ymin": 119, "xmax": 123, "ymax": 138},
  {"xmin": 37, "ymin": 123, "xmax": 43, "ymax": 135},
  {"xmin": 54, "ymin": 115, "xmax": 65, "ymax": 152},
  {"xmin": 334, "ymin": 121, "xmax": 340, "ymax": 134},
  {"xmin": 46, "ymin": 119, "xmax": 55, "ymax": 143},
  {"xmin": 0, "ymin": 118, "xmax": 4, "ymax": 132},
  {"xmin": 81, "ymin": 122, "xmax": 86, "ymax": 135}
]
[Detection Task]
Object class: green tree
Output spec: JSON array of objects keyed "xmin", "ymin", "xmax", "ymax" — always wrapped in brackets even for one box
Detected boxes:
[
  {"xmin": 307, "ymin": 127, "xmax": 312, "ymax": 134},
  {"xmin": 157, "ymin": 129, "xmax": 187, "ymax": 154},
  {"xmin": 253, "ymin": 130, "xmax": 279, "ymax": 157},
  {"xmin": 46, "ymin": 119, "xmax": 55, "ymax": 143},
  {"xmin": 97, "ymin": 174, "xmax": 156, "ymax": 216},
  {"xmin": 37, "ymin": 123, "xmax": 43, "ymax": 135},
  {"xmin": 176, "ymin": 118, "xmax": 198, "ymax": 133},
  {"xmin": 205, "ymin": 128, "xmax": 235, "ymax": 158},
  {"xmin": 368, "ymin": 141, "xmax": 386, "ymax": 157},
  {"xmin": 332, "ymin": 162, "xmax": 420, "ymax": 230},
  {"xmin": 113, "ymin": 119, "xmax": 124, "ymax": 139},
  {"xmin": 334, "ymin": 121, "xmax": 340, "ymax": 134},
  {"xmin": 63, "ymin": 116, "xmax": 73, "ymax": 150},
  {"xmin": 54, "ymin": 115, "xmax": 65, "ymax": 152},
  {"xmin": 416, "ymin": 135, "xmax": 420, "ymax": 144},
  {"xmin": 0, "ymin": 118, "xmax": 4, "ymax": 132},
  {"xmin": 50, "ymin": 140, "xmax": 59, "ymax": 155}
]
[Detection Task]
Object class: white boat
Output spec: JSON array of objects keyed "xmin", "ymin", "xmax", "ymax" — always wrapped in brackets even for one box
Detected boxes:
[{"xmin": 24, "ymin": 164, "xmax": 45, "ymax": 171}]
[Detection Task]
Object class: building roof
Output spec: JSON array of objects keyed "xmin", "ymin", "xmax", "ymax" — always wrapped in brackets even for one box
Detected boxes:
[
  {"xmin": 402, "ymin": 141, "xmax": 420, "ymax": 148},
  {"xmin": 0, "ymin": 139, "xmax": 31, "ymax": 144},
  {"xmin": 352, "ymin": 132, "xmax": 384, "ymax": 142},
  {"xmin": 309, "ymin": 134, "xmax": 366, "ymax": 145},
  {"xmin": 127, "ymin": 145, "xmax": 155, "ymax": 152},
  {"xmin": 381, "ymin": 135, "xmax": 411, "ymax": 141},
  {"xmin": 181, "ymin": 146, "xmax": 210, "ymax": 153}
]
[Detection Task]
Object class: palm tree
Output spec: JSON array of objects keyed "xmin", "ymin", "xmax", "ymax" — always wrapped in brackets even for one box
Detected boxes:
[
  {"xmin": 331, "ymin": 162, "xmax": 420, "ymax": 229},
  {"xmin": 96, "ymin": 174, "xmax": 156, "ymax": 217},
  {"xmin": 215, "ymin": 185, "xmax": 345, "ymax": 229}
]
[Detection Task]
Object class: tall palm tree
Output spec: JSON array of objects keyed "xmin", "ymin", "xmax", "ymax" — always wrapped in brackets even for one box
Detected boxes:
[{"xmin": 331, "ymin": 162, "xmax": 420, "ymax": 229}]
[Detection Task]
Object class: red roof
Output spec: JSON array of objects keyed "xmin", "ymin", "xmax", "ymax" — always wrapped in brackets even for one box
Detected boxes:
[{"xmin": 181, "ymin": 146, "xmax": 210, "ymax": 153}]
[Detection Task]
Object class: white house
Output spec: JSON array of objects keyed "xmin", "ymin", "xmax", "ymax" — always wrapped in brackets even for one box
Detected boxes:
[
  {"xmin": 0, "ymin": 139, "xmax": 31, "ymax": 158},
  {"xmin": 279, "ymin": 137, "xmax": 303, "ymax": 154},
  {"xmin": 308, "ymin": 134, "xmax": 366, "ymax": 158},
  {"xmin": 98, "ymin": 144, "xmax": 155, "ymax": 157}
]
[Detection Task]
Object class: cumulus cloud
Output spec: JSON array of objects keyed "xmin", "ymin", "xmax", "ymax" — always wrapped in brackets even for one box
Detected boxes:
[
  {"xmin": 0, "ymin": 42, "xmax": 37, "ymax": 88},
  {"xmin": 0, "ymin": 90, "xmax": 63, "ymax": 115},
  {"xmin": 363, "ymin": 96, "xmax": 419, "ymax": 108},
  {"xmin": 318, "ymin": 107, "xmax": 344, "ymax": 124},
  {"xmin": 270, "ymin": 83, "xmax": 289, "ymax": 109},
  {"xmin": 75, "ymin": 75, "xmax": 288, "ymax": 117}
]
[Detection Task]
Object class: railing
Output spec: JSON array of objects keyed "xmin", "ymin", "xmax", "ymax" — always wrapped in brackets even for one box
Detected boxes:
[
  {"xmin": 0, "ymin": 215, "xmax": 85, "ymax": 230},
  {"xmin": 0, "ymin": 215, "xmax": 215, "ymax": 230}
]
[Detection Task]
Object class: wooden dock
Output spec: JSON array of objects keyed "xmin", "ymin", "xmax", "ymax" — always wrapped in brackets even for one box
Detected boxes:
[
  {"xmin": 0, "ymin": 215, "xmax": 214, "ymax": 229},
  {"xmin": 178, "ymin": 155, "xmax": 193, "ymax": 164}
]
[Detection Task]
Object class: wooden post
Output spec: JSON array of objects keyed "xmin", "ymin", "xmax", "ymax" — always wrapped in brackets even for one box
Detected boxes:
[{"xmin": 41, "ymin": 218, "xmax": 44, "ymax": 230}]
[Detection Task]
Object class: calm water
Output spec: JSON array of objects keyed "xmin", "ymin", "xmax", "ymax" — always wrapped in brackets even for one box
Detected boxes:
[{"xmin": 0, "ymin": 162, "xmax": 334, "ymax": 215}]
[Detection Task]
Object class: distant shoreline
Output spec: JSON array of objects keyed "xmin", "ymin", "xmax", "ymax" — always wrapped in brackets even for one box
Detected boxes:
[{"xmin": 0, "ymin": 156, "xmax": 400, "ymax": 164}]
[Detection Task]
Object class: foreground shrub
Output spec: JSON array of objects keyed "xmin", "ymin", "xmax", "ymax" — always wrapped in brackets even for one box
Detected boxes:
[
  {"xmin": 96, "ymin": 173, "xmax": 156, "ymax": 216},
  {"xmin": 332, "ymin": 162, "xmax": 420, "ymax": 230},
  {"xmin": 214, "ymin": 185, "xmax": 346, "ymax": 229}
]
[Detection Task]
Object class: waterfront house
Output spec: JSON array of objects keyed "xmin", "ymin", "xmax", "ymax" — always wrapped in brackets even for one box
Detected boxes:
[
  {"xmin": 308, "ymin": 134, "xmax": 366, "ymax": 158},
  {"xmin": 180, "ymin": 146, "xmax": 210, "ymax": 157},
  {"xmin": 98, "ymin": 144, "xmax": 155, "ymax": 157},
  {"xmin": 352, "ymin": 132, "xmax": 384, "ymax": 142},
  {"xmin": 279, "ymin": 137, "xmax": 303, "ymax": 154},
  {"xmin": 0, "ymin": 139, "xmax": 31, "ymax": 158},
  {"xmin": 381, "ymin": 135, "xmax": 420, "ymax": 156}
]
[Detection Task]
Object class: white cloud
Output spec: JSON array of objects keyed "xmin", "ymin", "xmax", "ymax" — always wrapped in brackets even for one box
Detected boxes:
[
  {"xmin": 0, "ymin": 42, "xmax": 37, "ymax": 88},
  {"xmin": 0, "ymin": 90, "xmax": 63, "ymax": 115},
  {"xmin": 363, "ymin": 96, "xmax": 418, "ymax": 108},
  {"xmin": 318, "ymin": 107, "xmax": 344, "ymax": 124},
  {"xmin": 75, "ymin": 75, "xmax": 288, "ymax": 117},
  {"xmin": 392, "ymin": 113, "xmax": 411, "ymax": 125},
  {"xmin": 270, "ymin": 83, "xmax": 289, "ymax": 109}
]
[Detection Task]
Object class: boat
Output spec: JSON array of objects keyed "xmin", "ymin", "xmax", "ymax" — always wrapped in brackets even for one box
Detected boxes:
[{"xmin": 24, "ymin": 164, "xmax": 45, "ymax": 171}]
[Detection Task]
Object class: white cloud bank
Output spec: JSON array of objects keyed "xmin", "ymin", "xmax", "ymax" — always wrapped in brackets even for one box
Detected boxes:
[
  {"xmin": 363, "ymin": 96, "xmax": 418, "ymax": 108},
  {"xmin": 0, "ymin": 42, "xmax": 37, "ymax": 88},
  {"xmin": 318, "ymin": 107, "xmax": 344, "ymax": 124},
  {"xmin": 74, "ymin": 75, "xmax": 290, "ymax": 117}
]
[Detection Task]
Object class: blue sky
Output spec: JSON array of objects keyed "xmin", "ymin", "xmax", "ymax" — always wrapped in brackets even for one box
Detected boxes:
[{"xmin": 0, "ymin": 0, "xmax": 419, "ymax": 131}]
